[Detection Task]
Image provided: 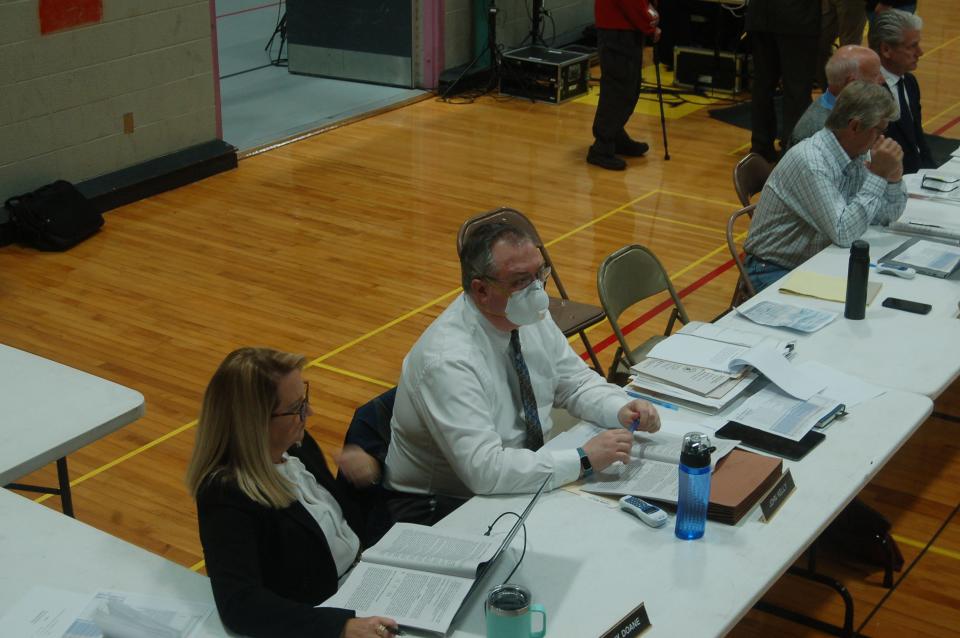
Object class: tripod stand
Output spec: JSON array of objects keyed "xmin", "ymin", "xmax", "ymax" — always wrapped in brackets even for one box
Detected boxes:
[
  {"xmin": 264, "ymin": 8, "xmax": 288, "ymax": 66},
  {"xmin": 522, "ymin": 0, "xmax": 548, "ymax": 47},
  {"xmin": 439, "ymin": 1, "xmax": 533, "ymax": 102}
]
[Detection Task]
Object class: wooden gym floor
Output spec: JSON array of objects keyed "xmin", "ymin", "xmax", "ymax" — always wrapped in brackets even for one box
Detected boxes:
[{"xmin": 2, "ymin": 1, "xmax": 959, "ymax": 634}]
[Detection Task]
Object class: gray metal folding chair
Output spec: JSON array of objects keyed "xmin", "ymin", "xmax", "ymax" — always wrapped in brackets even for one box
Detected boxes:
[
  {"xmin": 457, "ymin": 207, "xmax": 606, "ymax": 372},
  {"xmin": 727, "ymin": 204, "xmax": 757, "ymax": 309},
  {"xmin": 596, "ymin": 244, "xmax": 689, "ymax": 384},
  {"xmin": 733, "ymin": 152, "xmax": 773, "ymax": 206}
]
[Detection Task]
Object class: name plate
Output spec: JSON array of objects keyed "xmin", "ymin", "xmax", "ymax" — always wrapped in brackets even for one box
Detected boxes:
[
  {"xmin": 760, "ymin": 469, "xmax": 795, "ymax": 522},
  {"xmin": 599, "ymin": 602, "xmax": 651, "ymax": 638}
]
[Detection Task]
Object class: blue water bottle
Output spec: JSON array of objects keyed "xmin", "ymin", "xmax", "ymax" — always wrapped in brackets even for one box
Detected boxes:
[{"xmin": 675, "ymin": 432, "xmax": 716, "ymax": 540}]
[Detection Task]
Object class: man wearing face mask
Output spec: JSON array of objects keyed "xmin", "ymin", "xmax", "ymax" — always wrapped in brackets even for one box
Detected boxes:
[{"xmin": 382, "ymin": 221, "xmax": 661, "ymax": 525}]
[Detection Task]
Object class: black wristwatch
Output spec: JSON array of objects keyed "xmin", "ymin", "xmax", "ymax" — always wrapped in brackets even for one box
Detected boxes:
[{"xmin": 577, "ymin": 447, "xmax": 593, "ymax": 478}]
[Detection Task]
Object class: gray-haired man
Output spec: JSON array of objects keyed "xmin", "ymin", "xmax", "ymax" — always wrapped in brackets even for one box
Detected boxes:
[
  {"xmin": 743, "ymin": 81, "xmax": 907, "ymax": 291},
  {"xmin": 789, "ymin": 45, "xmax": 883, "ymax": 148},
  {"xmin": 869, "ymin": 8, "xmax": 933, "ymax": 174}
]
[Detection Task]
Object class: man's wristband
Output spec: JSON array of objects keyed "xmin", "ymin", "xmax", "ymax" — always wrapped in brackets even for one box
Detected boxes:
[{"xmin": 577, "ymin": 447, "xmax": 593, "ymax": 478}]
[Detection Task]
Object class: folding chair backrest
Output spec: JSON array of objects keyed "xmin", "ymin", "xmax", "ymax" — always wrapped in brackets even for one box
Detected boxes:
[
  {"xmin": 733, "ymin": 152, "xmax": 773, "ymax": 206},
  {"xmin": 597, "ymin": 245, "xmax": 689, "ymax": 366}
]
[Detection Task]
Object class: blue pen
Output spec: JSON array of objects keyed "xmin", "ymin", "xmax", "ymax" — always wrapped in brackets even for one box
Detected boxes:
[{"xmin": 626, "ymin": 389, "xmax": 680, "ymax": 411}]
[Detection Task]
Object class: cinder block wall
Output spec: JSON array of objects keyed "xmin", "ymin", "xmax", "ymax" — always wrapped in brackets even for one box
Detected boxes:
[
  {"xmin": 0, "ymin": 0, "xmax": 218, "ymax": 204},
  {"xmin": 444, "ymin": 0, "xmax": 593, "ymax": 70}
]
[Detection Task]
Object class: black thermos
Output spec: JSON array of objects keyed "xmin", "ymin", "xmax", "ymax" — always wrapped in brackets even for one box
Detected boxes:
[{"xmin": 844, "ymin": 240, "xmax": 870, "ymax": 320}]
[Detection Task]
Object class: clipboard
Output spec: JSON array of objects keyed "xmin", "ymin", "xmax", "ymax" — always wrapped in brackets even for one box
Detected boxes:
[{"xmin": 879, "ymin": 237, "xmax": 960, "ymax": 280}]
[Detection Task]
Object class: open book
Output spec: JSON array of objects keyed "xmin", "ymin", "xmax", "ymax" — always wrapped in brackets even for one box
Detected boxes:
[
  {"xmin": 320, "ymin": 479, "xmax": 547, "ymax": 635},
  {"xmin": 577, "ymin": 428, "xmax": 781, "ymax": 525}
]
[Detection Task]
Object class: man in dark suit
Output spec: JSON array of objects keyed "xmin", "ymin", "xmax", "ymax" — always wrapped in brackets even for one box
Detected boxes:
[
  {"xmin": 745, "ymin": 0, "xmax": 820, "ymax": 163},
  {"xmin": 869, "ymin": 9, "xmax": 933, "ymax": 174}
]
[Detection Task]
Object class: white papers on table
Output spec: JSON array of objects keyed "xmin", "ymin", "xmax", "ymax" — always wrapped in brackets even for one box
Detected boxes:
[
  {"xmin": 678, "ymin": 321, "xmax": 783, "ymax": 348},
  {"xmin": 631, "ymin": 358, "xmax": 735, "ymax": 395},
  {"xmin": 889, "ymin": 197, "xmax": 960, "ymax": 241},
  {"xmin": 0, "ymin": 586, "xmax": 90, "ymax": 638},
  {"xmin": 648, "ymin": 333, "xmax": 749, "ymax": 374},
  {"xmin": 723, "ymin": 384, "xmax": 842, "ymax": 442},
  {"xmin": 894, "ymin": 239, "xmax": 960, "ymax": 275},
  {"xmin": 905, "ymin": 171, "xmax": 960, "ymax": 203},
  {"xmin": 796, "ymin": 361, "xmax": 885, "ymax": 408},
  {"xmin": 67, "ymin": 591, "xmax": 213, "ymax": 638},
  {"xmin": 736, "ymin": 300, "xmax": 838, "ymax": 333},
  {"xmin": 628, "ymin": 371, "xmax": 759, "ymax": 413},
  {"xmin": 729, "ymin": 344, "xmax": 825, "ymax": 400}
]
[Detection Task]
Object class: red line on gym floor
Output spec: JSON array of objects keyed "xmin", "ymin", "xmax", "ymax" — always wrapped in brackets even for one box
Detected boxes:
[
  {"xmin": 933, "ymin": 115, "xmax": 960, "ymax": 136},
  {"xmin": 580, "ymin": 257, "xmax": 737, "ymax": 360}
]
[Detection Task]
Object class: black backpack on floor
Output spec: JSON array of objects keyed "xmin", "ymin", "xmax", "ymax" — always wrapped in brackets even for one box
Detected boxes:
[{"xmin": 2, "ymin": 180, "xmax": 103, "ymax": 251}]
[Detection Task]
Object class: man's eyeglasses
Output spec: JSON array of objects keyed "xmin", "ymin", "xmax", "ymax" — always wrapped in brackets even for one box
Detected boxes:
[
  {"xmin": 271, "ymin": 381, "xmax": 310, "ymax": 422},
  {"xmin": 485, "ymin": 264, "xmax": 551, "ymax": 292}
]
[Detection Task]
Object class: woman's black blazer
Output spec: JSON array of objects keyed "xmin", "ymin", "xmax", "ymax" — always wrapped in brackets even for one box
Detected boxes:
[{"xmin": 197, "ymin": 432, "xmax": 363, "ymax": 637}]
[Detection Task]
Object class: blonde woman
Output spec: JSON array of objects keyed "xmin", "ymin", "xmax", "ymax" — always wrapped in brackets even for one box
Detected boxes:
[{"xmin": 187, "ymin": 348, "xmax": 398, "ymax": 638}]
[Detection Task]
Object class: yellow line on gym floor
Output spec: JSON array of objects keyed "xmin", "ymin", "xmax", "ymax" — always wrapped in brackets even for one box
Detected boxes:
[
  {"xmin": 892, "ymin": 533, "xmax": 960, "ymax": 561},
  {"xmin": 33, "ymin": 419, "xmax": 199, "ymax": 506},
  {"xmin": 923, "ymin": 32, "xmax": 960, "ymax": 59},
  {"xmin": 653, "ymin": 189, "xmax": 741, "ymax": 210},
  {"xmin": 729, "ymin": 140, "xmax": 751, "ymax": 156},
  {"xmin": 191, "ymin": 559, "xmax": 205, "ymax": 572},
  {"xmin": 544, "ymin": 189, "xmax": 658, "ymax": 247},
  {"xmin": 924, "ymin": 97, "xmax": 960, "ymax": 128},
  {"xmin": 623, "ymin": 208, "xmax": 727, "ymax": 236},
  {"xmin": 313, "ymin": 362, "xmax": 394, "ymax": 389}
]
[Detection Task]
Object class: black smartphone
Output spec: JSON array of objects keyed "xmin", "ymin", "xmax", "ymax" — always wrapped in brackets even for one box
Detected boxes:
[{"xmin": 882, "ymin": 297, "xmax": 932, "ymax": 315}]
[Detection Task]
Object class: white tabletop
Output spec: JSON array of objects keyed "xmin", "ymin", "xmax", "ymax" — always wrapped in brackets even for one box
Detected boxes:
[
  {"xmin": 0, "ymin": 489, "xmax": 230, "ymax": 636},
  {"xmin": 0, "ymin": 344, "xmax": 145, "ymax": 483},
  {"xmin": 434, "ymin": 391, "xmax": 931, "ymax": 638},
  {"xmin": 719, "ymin": 229, "xmax": 960, "ymax": 398}
]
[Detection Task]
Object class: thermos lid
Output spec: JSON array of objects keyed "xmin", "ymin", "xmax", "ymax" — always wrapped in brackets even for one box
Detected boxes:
[
  {"xmin": 850, "ymin": 240, "xmax": 870, "ymax": 259},
  {"xmin": 680, "ymin": 432, "xmax": 715, "ymax": 468}
]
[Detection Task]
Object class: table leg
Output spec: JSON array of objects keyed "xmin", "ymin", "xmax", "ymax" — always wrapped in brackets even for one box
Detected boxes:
[{"xmin": 56, "ymin": 457, "xmax": 75, "ymax": 518}]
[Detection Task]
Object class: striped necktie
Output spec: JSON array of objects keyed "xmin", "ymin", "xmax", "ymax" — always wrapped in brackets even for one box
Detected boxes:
[{"xmin": 509, "ymin": 329, "xmax": 544, "ymax": 451}]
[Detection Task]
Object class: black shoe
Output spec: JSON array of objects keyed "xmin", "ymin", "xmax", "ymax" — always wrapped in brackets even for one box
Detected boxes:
[
  {"xmin": 615, "ymin": 138, "xmax": 649, "ymax": 157},
  {"xmin": 586, "ymin": 149, "xmax": 627, "ymax": 170}
]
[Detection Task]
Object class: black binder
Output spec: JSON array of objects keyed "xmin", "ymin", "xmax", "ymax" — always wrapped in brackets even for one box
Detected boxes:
[{"xmin": 716, "ymin": 422, "xmax": 825, "ymax": 461}]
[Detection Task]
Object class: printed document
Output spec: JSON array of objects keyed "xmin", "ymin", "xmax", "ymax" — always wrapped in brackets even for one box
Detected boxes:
[
  {"xmin": 736, "ymin": 300, "xmax": 838, "ymax": 333},
  {"xmin": 647, "ymin": 333, "xmax": 749, "ymax": 374},
  {"xmin": 0, "ymin": 586, "xmax": 89, "ymax": 638},
  {"xmin": 320, "ymin": 523, "xmax": 502, "ymax": 634},
  {"xmin": 797, "ymin": 361, "xmax": 884, "ymax": 408},
  {"xmin": 631, "ymin": 358, "xmax": 733, "ymax": 396},
  {"xmin": 724, "ymin": 384, "xmax": 841, "ymax": 441},
  {"xmin": 729, "ymin": 344, "xmax": 825, "ymax": 400},
  {"xmin": 66, "ymin": 591, "xmax": 213, "ymax": 638}
]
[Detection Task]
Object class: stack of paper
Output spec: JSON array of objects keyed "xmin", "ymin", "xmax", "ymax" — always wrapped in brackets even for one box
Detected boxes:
[
  {"xmin": 736, "ymin": 300, "xmax": 838, "ymax": 333},
  {"xmin": 628, "ymin": 322, "xmax": 821, "ymax": 413},
  {"xmin": 889, "ymin": 239, "xmax": 960, "ymax": 277}
]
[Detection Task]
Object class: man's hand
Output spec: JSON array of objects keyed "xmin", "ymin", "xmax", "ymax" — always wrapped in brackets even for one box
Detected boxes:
[
  {"xmin": 336, "ymin": 444, "xmax": 382, "ymax": 488},
  {"xmin": 618, "ymin": 399, "xmax": 661, "ymax": 433},
  {"xmin": 341, "ymin": 617, "xmax": 399, "ymax": 638},
  {"xmin": 581, "ymin": 429, "xmax": 634, "ymax": 472},
  {"xmin": 867, "ymin": 135, "xmax": 904, "ymax": 182},
  {"xmin": 876, "ymin": 3, "xmax": 893, "ymax": 13}
]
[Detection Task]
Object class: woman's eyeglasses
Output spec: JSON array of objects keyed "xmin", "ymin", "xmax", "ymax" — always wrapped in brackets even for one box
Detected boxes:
[{"xmin": 271, "ymin": 381, "xmax": 310, "ymax": 421}]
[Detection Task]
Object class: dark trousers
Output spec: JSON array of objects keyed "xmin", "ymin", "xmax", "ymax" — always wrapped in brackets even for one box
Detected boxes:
[
  {"xmin": 381, "ymin": 488, "xmax": 468, "ymax": 526},
  {"xmin": 750, "ymin": 31, "xmax": 818, "ymax": 160},
  {"xmin": 592, "ymin": 29, "xmax": 645, "ymax": 155}
]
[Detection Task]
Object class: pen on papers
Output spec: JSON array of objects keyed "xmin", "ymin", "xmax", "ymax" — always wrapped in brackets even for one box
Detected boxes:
[{"xmin": 625, "ymin": 389, "xmax": 679, "ymax": 411}]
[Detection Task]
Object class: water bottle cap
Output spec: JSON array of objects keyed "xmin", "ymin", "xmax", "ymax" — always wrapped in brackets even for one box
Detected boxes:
[
  {"xmin": 680, "ymin": 432, "xmax": 715, "ymax": 468},
  {"xmin": 850, "ymin": 240, "xmax": 870, "ymax": 259}
]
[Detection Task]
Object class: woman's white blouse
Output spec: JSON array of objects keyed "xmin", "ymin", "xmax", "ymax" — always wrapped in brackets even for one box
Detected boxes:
[{"xmin": 276, "ymin": 453, "xmax": 360, "ymax": 577}]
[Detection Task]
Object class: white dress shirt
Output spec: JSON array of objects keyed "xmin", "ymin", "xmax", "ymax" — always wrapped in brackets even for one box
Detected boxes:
[
  {"xmin": 881, "ymin": 65, "xmax": 908, "ymax": 118},
  {"xmin": 384, "ymin": 292, "xmax": 628, "ymax": 498},
  {"xmin": 275, "ymin": 453, "xmax": 360, "ymax": 577}
]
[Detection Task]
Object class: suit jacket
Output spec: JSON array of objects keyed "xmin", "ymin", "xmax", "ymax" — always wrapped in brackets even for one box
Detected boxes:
[
  {"xmin": 886, "ymin": 73, "xmax": 935, "ymax": 175},
  {"xmin": 196, "ymin": 432, "xmax": 362, "ymax": 638}
]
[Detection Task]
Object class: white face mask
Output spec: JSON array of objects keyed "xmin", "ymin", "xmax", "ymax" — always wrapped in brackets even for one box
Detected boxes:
[{"xmin": 505, "ymin": 280, "xmax": 549, "ymax": 326}]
